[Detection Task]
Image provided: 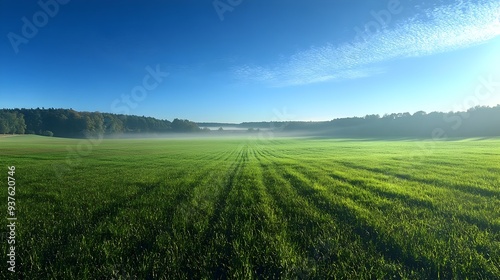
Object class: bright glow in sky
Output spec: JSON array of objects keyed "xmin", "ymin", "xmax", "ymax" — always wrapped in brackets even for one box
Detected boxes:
[{"xmin": 1, "ymin": 0, "xmax": 499, "ymax": 122}]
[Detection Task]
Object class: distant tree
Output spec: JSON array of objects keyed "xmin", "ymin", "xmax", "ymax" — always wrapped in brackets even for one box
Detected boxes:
[
  {"xmin": 42, "ymin": 130, "xmax": 53, "ymax": 137},
  {"xmin": 0, "ymin": 111, "xmax": 25, "ymax": 134},
  {"xmin": 0, "ymin": 118, "xmax": 8, "ymax": 134},
  {"xmin": 78, "ymin": 112, "xmax": 104, "ymax": 136},
  {"xmin": 364, "ymin": 114, "xmax": 380, "ymax": 120},
  {"xmin": 104, "ymin": 114, "xmax": 124, "ymax": 134},
  {"xmin": 20, "ymin": 108, "xmax": 42, "ymax": 134},
  {"xmin": 172, "ymin": 118, "xmax": 200, "ymax": 132},
  {"xmin": 14, "ymin": 113, "xmax": 26, "ymax": 134},
  {"xmin": 383, "ymin": 113, "xmax": 398, "ymax": 120},
  {"xmin": 218, "ymin": 127, "xmax": 223, "ymax": 131}
]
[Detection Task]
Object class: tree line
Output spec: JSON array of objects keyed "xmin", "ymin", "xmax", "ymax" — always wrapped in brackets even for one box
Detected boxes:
[
  {"xmin": 1, "ymin": 105, "xmax": 499, "ymax": 138},
  {"xmin": 0, "ymin": 108, "xmax": 200, "ymax": 137},
  {"xmin": 238, "ymin": 105, "xmax": 500, "ymax": 138}
]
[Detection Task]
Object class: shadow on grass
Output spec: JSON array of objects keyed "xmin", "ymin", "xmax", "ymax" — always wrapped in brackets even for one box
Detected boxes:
[
  {"xmin": 340, "ymin": 161, "xmax": 500, "ymax": 199},
  {"xmin": 280, "ymin": 169, "xmax": 440, "ymax": 279}
]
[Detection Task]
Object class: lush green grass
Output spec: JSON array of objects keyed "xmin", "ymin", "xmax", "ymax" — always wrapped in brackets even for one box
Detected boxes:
[{"xmin": 1, "ymin": 135, "xmax": 499, "ymax": 279}]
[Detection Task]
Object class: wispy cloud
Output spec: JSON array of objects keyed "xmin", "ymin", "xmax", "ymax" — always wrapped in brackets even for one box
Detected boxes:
[{"xmin": 234, "ymin": 0, "xmax": 500, "ymax": 87}]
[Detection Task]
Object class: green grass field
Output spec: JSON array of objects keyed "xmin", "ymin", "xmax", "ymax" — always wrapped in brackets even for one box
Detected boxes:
[{"xmin": 1, "ymin": 135, "xmax": 499, "ymax": 279}]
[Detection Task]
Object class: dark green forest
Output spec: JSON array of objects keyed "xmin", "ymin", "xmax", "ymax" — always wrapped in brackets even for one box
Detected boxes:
[
  {"xmin": 221, "ymin": 105, "xmax": 500, "ymax": 138},
  {"xmin": 0, "ymin": 108, "xmax": 200, "ymax": 137},
  {"xmin": 254, "ymin": 105, "xmax": 500, "ymax": 138},
  {"xmin": 1, "ymin": 105, "xmax": 499, "ymax": 138}
]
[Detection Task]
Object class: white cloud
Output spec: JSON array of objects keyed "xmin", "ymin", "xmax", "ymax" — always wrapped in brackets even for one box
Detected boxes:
[{"xmin": 235, "ymin": 0, "xmax": 500, "ymax": 87}]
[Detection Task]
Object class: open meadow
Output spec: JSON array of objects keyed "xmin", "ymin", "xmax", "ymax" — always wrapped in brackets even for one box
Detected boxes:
[{"xmin": 1, "ymin": 135, "xmax": 499, "ymax": 279}]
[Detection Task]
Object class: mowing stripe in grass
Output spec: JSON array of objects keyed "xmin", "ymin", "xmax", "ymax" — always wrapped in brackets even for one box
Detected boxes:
[{"xmin": 256, "ymin": 147, "xmax": 409, "ymax": 279}]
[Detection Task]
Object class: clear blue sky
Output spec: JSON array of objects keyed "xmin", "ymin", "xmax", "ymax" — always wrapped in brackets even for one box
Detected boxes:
[{"xmin": 1, "ymin": 0, "xmax": 499, "ymax": 122}]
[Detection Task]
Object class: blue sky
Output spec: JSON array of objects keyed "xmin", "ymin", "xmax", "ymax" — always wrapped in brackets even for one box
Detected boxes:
[{"xmin": 1, "ymin": 0, "xmax": 499, "ymax": 122}]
